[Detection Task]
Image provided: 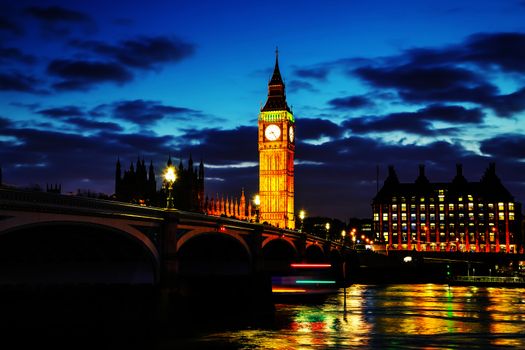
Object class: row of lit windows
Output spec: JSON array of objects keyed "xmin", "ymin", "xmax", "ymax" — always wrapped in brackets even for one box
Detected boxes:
[
  {"xmin": 390, "ymin": 193, "xmax": 502, "ymax": 203},
  {"xmin": 387, "ymin": 202, "xmax": 512, "ymax": 212},
  {"xmin": 375, "ymin": 211, "xmax": 514, "ymax": 222}
]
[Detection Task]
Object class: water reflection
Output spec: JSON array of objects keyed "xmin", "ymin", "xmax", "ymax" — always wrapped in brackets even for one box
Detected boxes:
[{"xmin": 201, "ymin": 284, "xmax": 525, "ymax": 349}]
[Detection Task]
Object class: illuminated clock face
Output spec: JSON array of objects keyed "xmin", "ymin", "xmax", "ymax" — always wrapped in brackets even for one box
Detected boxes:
[
  {"xmin": 289, "ymin": 126, "xmax": 294, "ymax": 142},
  {"xmin": 265, "ymin": 124, "xmax": 281, "ymax": 141}
]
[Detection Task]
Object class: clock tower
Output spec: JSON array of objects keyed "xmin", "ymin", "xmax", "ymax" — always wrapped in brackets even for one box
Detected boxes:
[{"xmin": 258, "ymin": 50, "xmax": 295, "ymax": 229}]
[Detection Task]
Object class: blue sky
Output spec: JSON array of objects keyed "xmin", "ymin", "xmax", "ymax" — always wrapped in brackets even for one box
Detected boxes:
[{"xmin": 1, "ymin": 0, "xmax": 525, "ymax": 219}]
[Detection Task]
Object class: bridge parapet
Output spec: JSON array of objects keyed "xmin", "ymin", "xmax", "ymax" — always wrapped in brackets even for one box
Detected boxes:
[{"xmin": 0, "ymin": 188, "xmax": 164, "ymax": 219}]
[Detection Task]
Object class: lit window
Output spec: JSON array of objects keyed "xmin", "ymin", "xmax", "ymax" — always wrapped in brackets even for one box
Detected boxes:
[
  {"xmin": 430, "ymin": 223, "xmax": 436, "ymax": 230},
  {"xmin": 498, "ymin": 202, "xmax": 505, "ymax": 211},
  {"xmin": 448, "ymin": 204, "xmax": 454, "ymax": 211},
  {"xmin": 458, "ymin": 196, "xmax": 463, "ymax": 202},
  {"xmin": 420, "ymin": 214, "xmax": 426, "ymax": 221},
  {"xmin": 439, "ymin": 213, "xmax": 445, "ymax": 220},
  {"xmin": 430, "ymin": 213, "xmax": 435, "ymax": 221},
  {"xmin": 468, "ymin": 195, "xmax": 473, "ymax": 201},
  {"xmin": 478, "ymin": 203, "xmax": 484, "ymax": 209},
  {"xmin": 401, "ymin": 204, "xmax": 406, "ymax": 211},
  {"xmin": 374, "ymin": 213, "xmax": 379, "ymax": 221},
  {"xmin": 458, "ymin": 204, "xmax": 464, "ymax": 210},
  {"xmin": 392, "ymin": 214, "xmax": 398, "ymax": 221},
  {"xmin": 489, "ymin": 213, "xmax": 495, "ymax": 220},
  {"xmin": 383, "ymin": 213, "xmax": 388, "ymax": 221},
  {"xmin": 499, "ymin": 213, "xmax": 505, "ymax": 220},
  {"xmin": 510, "ymin": 213, "xmax": 515, "ymax": 221},
  {"xmin": 420, "ymin": 197, "xmax": 425, "ymax": 202},
  {"xmin": 439, "ymin": 204, "xmax": 445, "ymax": 211},
  {"xmin": 468, "ymin": 203, "xmax": 474, "ymax": 211},
  {"xmin": 401, "ymin": 213, "xmax": 407, "ymax": 221},
  {"xmin": 392, "ymin": 204, "xmax": 397, "ymax": 211},
  {"xmin": 488, "ymin": 203, "xmax": 494, "ymax": 210},
  {"xmin": 429, "ymin": 204, "xmax": 435, "ymax": 211},
  {"xmin": 509, "ymin": 203, "xmax": 514, "ymax": 211}
]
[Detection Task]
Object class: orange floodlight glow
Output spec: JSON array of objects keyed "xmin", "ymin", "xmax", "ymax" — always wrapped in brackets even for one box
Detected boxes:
[{"xmin": 290, "ymin": 263, "xmax": 332, "ymax": 268}]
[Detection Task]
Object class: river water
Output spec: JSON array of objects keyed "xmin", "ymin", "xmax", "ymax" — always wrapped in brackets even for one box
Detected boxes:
[{"xmin": 162, "ymin": 284, "xmax": 525, "ymax": 349}]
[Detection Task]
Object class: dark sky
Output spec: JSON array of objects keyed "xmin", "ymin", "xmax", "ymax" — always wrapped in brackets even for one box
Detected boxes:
[{"xmin": 1, "ymin": 0, "xmax": 525, "ymax": 220}]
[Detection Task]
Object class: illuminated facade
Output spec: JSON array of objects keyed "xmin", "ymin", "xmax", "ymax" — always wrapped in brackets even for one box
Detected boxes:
[
  {"xmin": 258, "ymin": 51, "xmax": 295, "ymax": 229},
  {"xmin": 372, "ymin": 163, "xmax": 522, "ymax": 253}
]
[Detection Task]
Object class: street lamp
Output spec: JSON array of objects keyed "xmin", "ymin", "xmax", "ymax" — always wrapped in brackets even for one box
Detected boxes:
[
  {"xmin": 164, "ymin": 165, "xmax": 177, "ymax": 209},
  {"xmin": 299, "ymin": 209, "xmax": 306, "ymax": 232},
  {"xmin": 325, "ymin": 222, "xmax": 330, "ymax": 240},
  {"xmin": 254, "ymin": 194, "xmax": 261, "ymax": 223},
  {"xmin": 341, "ymin": 230, "xmax": 346, "ymax": 243}
]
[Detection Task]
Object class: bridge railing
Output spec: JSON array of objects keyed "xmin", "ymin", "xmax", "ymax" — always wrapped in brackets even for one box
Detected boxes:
[
  {"xmin": 0, "ymin": 187, "xmax": 349, "ymax": 249},
  {"xmin": 0, "ymin": 187, "xmax": 164, "ymax": 218}
]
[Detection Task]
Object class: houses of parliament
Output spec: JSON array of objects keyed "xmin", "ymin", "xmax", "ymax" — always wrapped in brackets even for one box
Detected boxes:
[{"xmin": 114, "ymin": 155, "xmax": 255, "ymax": 220}]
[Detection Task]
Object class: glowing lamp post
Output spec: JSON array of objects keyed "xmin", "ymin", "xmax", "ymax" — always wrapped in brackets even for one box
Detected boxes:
[
  {"xmin": 325, "ymin": 222, "xmax": 330, "ymax": 240},
  {"xmin": 341, "ymin": 230, "xmax": 346, "ymax": 243},
  {"xmin": 299, "ymin": 210, "xmax": 306, "ymax": 232},
  {"xmin": 164, "ymin": 165, "xmax": 177, "ymax": 209},
  {"xmin": 254, "ymin": 194, "xmax": 261, "ymax": 223}
]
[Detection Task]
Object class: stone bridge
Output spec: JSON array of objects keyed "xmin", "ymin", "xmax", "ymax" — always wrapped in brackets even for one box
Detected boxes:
[{"xmin": 0, "ymin": 188, "xmax": 352, "ymax": 314}]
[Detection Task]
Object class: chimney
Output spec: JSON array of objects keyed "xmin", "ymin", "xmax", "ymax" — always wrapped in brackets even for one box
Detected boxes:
[{"xmin": 456, "ymin": 163, "xmax": 463, "ymax": 177}]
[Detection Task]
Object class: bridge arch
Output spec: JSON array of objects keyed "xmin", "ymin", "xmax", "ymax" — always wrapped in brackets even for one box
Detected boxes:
[
  {"xmin": 0, "ymin": 221, "xmax": 160, "ymax": 284},
  {"xmin": 176, "ymin": 229, "xmax": 252, "ymax": 261},
  {"xmin": 261, "ymin": 236, "xmax": 299, "ymax": 272},
  {"xmin": 305, "ymin": 243, "xmax": 326, "ymax": 262}
]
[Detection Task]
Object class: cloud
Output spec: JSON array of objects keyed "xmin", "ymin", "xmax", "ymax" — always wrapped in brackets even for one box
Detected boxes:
[
  {"xmin": 489, "ymin": 87, "xmax": 525, "ymax": 117},
  {"xmin": 111, "ymin": 99, "xmax": 200, "ymax": 125},
  {"xmin": 287, "ymin": 80, "xmax": 317, "ymax": 93},
  {"xmin": 47, "ymin": 59, "xmax": 133, "ymax": 91},
  {"xmin": 328, "ymin": 95, "xmax": 374, "ymax": 110},
  {"xmin": 64, "ymin": 117, "xmax": 124, "ymax": 133},
  {"xmin": 25, "ymin": 6, "xmax": 96, "ymax": 36},
  {"xmin": 355, "ymin": 64, "xmax": 484, "ymax": 92},
  {"xmin": 342, "ymin": 104, "xmax": 482, "ymax": 136},
  {"xmin": 297, "ymin": 118, "xmax": 342, "ymax": 140},
  {"xmin": 0, "ymin": 116, "xmax": 13, "ymax": 128},
  {"xmin": 416, "ymin": 104, "xmax": 484, "ymax": 124},
  {"xmin": 37, "ymin": 106, "xmax": 85, "ymax": 118},
  {"xmin": 69, "ymin": 36, "xmax": 195, "ymax": 70},
  {"xmin": 25, "ymin": 6, "xmax": 92, "ymax": 22},
  {"xmin": 479, "ymin": 133, "xmax": 525, "ymax": 159},
  {"xmin": 0, "ymin": 72, "xmax": 42, "ymax": 93},
  {"xmin": 293, "ymin": 66, "xmax": 330, "ymax": 80},
  {"xmin": 0, "ymin": 47, "xmax": 36, "ymax": 65},
  {"xmin": 0, "ymin": 16, "xmax": 24, "ymax": 36},
  {"xmin": 343, "ymin": 113, "xmax": 435, "ymax": 135},
  {"xmin": 180, "ymin": 126, "xmax": 257, "ymax": 163}
]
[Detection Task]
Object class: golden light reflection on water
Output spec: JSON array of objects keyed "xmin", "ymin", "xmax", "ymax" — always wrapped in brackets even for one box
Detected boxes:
[{"xmin": 206, "ymin": 284, "xmax": 525, "ymax": 349}]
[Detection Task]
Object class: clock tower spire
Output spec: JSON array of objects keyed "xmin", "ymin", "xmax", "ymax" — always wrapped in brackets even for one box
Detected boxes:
[{"xmin": 258, "ymin": 51, "xmax": 295, "ymax": 229}]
